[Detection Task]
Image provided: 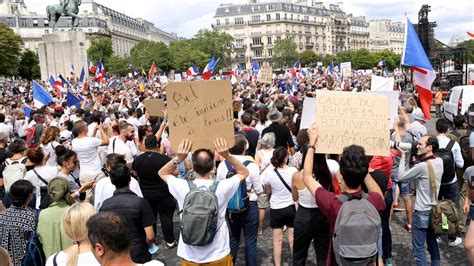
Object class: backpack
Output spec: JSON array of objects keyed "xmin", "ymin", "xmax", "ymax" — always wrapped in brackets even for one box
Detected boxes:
[
  {"xmin": 180, "ymin": 181, "xmax": 220, "ymax": 246},
  {"xmin": 33, "ymin": 169, "xmax": 53, "ymax": 209},
  {"xmin": 21, "ymin": 212, "xmax": 46, "ymax": 266},
  {"xmin": 26, "ymin": 124, "xmax": 40, "ymax": 148},
  {"xmin": 435, "ymin": 140, "xmax": 456, "ymax": 184},
  {"xmin": 333, "ymin": 193, "xmax": 381, "ymax": 265},
  {"xmin": 2, "ymin": 158, "xmax": 28, "ymax": 192},
  {"xmin": 426, "ymin": 161, "xmax": 461, "ymax": 236},
  {"xmin": 225, "ymin": 160, "xmax": 251, "ymax": 213}
]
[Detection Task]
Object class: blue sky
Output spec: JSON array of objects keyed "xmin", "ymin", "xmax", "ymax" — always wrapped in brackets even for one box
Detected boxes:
[{"xmin": 24, "ymin": 0, "xmax": 473, "ymax": 43}]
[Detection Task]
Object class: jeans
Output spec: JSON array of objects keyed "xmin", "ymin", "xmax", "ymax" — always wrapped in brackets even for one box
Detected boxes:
[
  {"xmin": 293, "ymin": 206, "xmax": 329, "ymax": 265},
  {"xmin": 439, "ymin": 182, "xmax": 459, "ymax": 241},
  {"xmin": 412, "ymin": 210, "xmax": 440, "ymax": 266},
  {"xmin": 228, "ymin": 202, "xmax": 258, "ymax": 266},
  {"xmin": 381, "ymin": 189, "xmax": 393, "ymax": 260}
]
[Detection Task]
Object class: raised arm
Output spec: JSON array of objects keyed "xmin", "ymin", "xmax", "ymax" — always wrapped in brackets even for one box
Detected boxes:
[
  {"xmin": 214, "ymin": 138, "xmax": 249, "ymax": 181},
  {"xmin": 303, "ymin": 123, "xmax": 322, "ymax": 196},
  {"xmin": 158, "ymin": 139, "xmax": 192, "ymax": 184}
]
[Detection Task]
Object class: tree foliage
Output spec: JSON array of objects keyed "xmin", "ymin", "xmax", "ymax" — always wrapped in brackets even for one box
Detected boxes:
[
  {"xmin": 320, "ymin": 49, "xmax": 401, "ymax": 70},
  {"xmin": 169, "ymin": 39, "xmax": 208, "ymax": 72},
  {"xmin": 108, "ymin": 55, "xmax": 130, "ymax": 76},
  {"xmin": 18, "ymin": 50, "xmax": 40, "ymax": 80},
  {"xmin": 457, "ymin": 40, "xmax": 474, "ymax": 64},
  {"xmin": 191, "ymin": 29, "xmax": 233, "ymax": 70},
  {"xmin": 87, "ymin": 37, "xmax": 113, "ymax": 67},
  {"xmin": 300, "ymin": 50, "xmax": 320, "ymax": 67},
  {"xmin": 130, "ymin": 40, "xmax": 173, "ymax": 72},
  {"xmin": 0, "ymin": 23, "xmax": 24, "ymax": 77},
  {"xmin": 272, "ymin": 38, "xmax": 298, "ymax": 68}
]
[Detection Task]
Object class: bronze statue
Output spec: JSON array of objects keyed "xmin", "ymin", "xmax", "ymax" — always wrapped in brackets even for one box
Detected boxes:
[{"xmin": 46, "ymin": 0, "xmax": 81, "ymax": 31}]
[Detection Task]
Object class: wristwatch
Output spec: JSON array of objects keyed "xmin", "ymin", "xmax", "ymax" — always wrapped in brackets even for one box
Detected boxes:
[{"xmin": 172, "ymin": 158, "xmax": 181, "ymax": 166}]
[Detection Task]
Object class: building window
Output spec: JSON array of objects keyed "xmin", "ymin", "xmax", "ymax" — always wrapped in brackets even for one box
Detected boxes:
[
  {"xmin": 236, "ymin": 50, "xmax": 245, "ymax": 58},
  {"xmin": 267, "ymin": 37, "xmax": 272, "ymax": 44},
  {"xmin": 251, "ymin": 15, "xmax": 260, "ymax": 23},
  {"xmin": 254, "ymin": 49, "xmax": 262, "ymax": 57},
  {"xmin": 45, "ymin": 29, "xmax": 49, "ymax": 34},
  {"xmin": 303, "ymin": 16, "xmax": 309, "ymax": 22},
  {"xmin": 306, "ymin": 36, "xmax": 311, "ymax": 43},
  {"xmin": 277, "ymin": 36, "xmax": 281, "ymax": 42},
  {"xmin": 7, "ymin": 18, "xmax": 14, "ymax": 26},
  {"xmin": 216, "ymin": 19, "xmax": 220, "ymax": 26},
  {"xmin": 266, "ymin": 14, "xmax": 271, "ymax": 21},
  {"xmin": 252, "ymin": 5, "xmax": 260, "ymax": 12},
  {"xmin": 225, "ymin": 8, "xmax": 230, "ymax": 14},
  {"xmin": 33, "ymin": 19, "xmax": 38, "ymax": 26},
  {"xmin": 268, "ymin": 49, "xmax": 273, "ymax": 56},
  {"xmin": 276, "ymin": 13, "xmax": 280, "ymax": 20},
  {"xmin": 236, "ymin": 39, "xmax": 244, "ymax": 47},
  {"xmin": 252, "ymin": 37, "xmax": 262, "ymax": 45},
  {"xmin": 267, "ymin": 4, "xmax": 275, "ymax": 11},
  {"xmin": 238, "ymin": 62, "xmax": 246, "ymax": 70},
  {"xmin": 225, "ymin": 18, "xmax": 229, "ymax": 25},
  {"xmin": 88, "ymin": 29, "xmax": 92, "ymax": 33},
  {"xmin": 21, "ymin": 18, "xmax": 27, "ymax": 27},
  {"xmin": 235, "ymin": 17, "xmax": 244, "ymax": 25},
  {"xmin": 304, "ymin": 26, "xmax": 310, "ymax": 33}
]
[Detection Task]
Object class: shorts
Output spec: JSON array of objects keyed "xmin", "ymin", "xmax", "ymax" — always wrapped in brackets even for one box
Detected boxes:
[
  {"xmin": 392, "ymin": 181, "xmax": 410, "ymax": 196},
  {"xmin": 257, "ymin": 193, "xmax": 270, "ymax": 209},
  {"xmin": 270, "ymin": 205, "xmax": 296, "ymax": 228}
]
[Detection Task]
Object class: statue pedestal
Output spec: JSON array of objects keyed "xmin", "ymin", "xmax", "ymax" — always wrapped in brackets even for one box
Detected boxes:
[{"xmin": 38, "ymin": 31, "xmax": 89, "ymax": 82}]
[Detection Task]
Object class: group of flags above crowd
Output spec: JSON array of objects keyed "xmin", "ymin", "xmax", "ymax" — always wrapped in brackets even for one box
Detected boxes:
[{"xmin": 31, "ymin": 18, "xmax": 435, "ymax": 120}]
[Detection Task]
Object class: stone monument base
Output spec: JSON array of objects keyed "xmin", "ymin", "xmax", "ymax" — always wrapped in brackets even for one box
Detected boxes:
[{"xmin": 38, "ymin": 31, "xmax": 89, "ymax": 82}]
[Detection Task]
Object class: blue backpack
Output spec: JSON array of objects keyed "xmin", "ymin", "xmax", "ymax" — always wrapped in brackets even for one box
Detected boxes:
[
  {"xmin": 225, "ymin": 160, "xmax": 251, "ymax": 213},
  {"xmin": 22, "ymin": 211, "xmax": 46, "ymax": 266}
]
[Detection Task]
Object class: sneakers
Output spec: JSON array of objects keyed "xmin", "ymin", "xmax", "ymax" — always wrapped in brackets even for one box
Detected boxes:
[
  {"xmin": 448, "ymin": 237, "xmax": 462, "ymax": 247},
  {"xmin": 436, "ymin": 237, "xmax": 442, "ymax": 244},
  {"xmin": 404, "ymin": 223, "xmax": 412, "ymax": 233},
  {"xmin": 383, "ymin": 258, "xmax": 393, "ymax": 266},
  {"xmin": 165, "ymin": 240, "xmax": 178, "ymax": 249},
  {"xmin": 393, "ymin": 204, "xmax": 405, "ymax": 211}
]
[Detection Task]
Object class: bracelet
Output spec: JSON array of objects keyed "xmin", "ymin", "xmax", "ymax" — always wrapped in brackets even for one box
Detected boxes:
[
  {"xmin": 172, "ymin": 158, "xmax": 181, "ymax": 166},
  {"xmin": 307, "ymin": 145, "xmax": 315, "ymax": 150}
]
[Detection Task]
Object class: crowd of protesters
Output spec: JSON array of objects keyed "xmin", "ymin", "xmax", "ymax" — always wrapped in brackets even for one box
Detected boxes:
[{"xmin": 0, "ymin": 66, "xmax": 473, "ymax": 266}]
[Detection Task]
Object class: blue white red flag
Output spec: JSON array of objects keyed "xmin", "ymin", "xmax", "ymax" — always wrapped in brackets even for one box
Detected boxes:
[
  {"xmin": 401, "ymin": 18, "xmax": 436, "ymax": 120},
  {"xmin": 291, "ymin": 60, "xmax": 301, "ymax": 77},
  {"xmin": 186, "ymin": 65, "xmax": 198, "ymax": 77},
  {"xmin": 94, "ymin": 58, "xmax": 105, "ymax": 82},
  {"xmin": 79, "ymin": 67, "xmax": 85, "ymax": 83},
  {"xmin": 203, "ymin": 57, "xmax": 219, "ymax": 80},
  {"xmin": 252, "ymin": 60, "xmax": 260, "ymax": 76},
  {"xmin": 33, "ymin": 81, "xmax": 53, "ymax": 108},
  {"xmin": 88, "ymin": 60, "xmax": 96, "ymax": 73}
]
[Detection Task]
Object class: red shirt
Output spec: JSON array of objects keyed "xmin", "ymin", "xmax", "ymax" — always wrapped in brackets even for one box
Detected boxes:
[
  {"xmin": 315, "ymin": 187, "xmax": 386, "ymax": 266},
  {"xmin": 369, "ymin": 155, "xmax": 393, "ymax": 189}
]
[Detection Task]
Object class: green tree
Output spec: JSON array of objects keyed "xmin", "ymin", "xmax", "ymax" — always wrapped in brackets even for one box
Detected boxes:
[
  {"xmin": 130, "ymin": 40, "xmax": 173, "ymax": 72},
  {"xmin": 192, "ymin": 29, "xmax": 233, "ymax": 69},
  {"xmin": 18, "ymin": 50, "xmax": 40, "ymax": 80},
  {"xmin": 351, "ymin": 49, "xmax": 375, "ymax": 70},
  {"xmin": 322, "ymin": 54, "xmax": 339, "ymax": 66},
  {"xmin": 272, "ymin": 38, "xmax": 298, "ymax": 68},
  {"xmin": 457, "ymin": 40, "xmax": 474, "ymax": 64},
  {"xmin": 108, "ymin": 55, "xmax": 130, "ymax": 76},
  {"xmin": 300, "ymin": 50, "xmax": 320, "ymax": 67},
  {"xmin": 373, "ymin": 49, "xmax": 401, "ymax": 70},
  {"xmin": 0, "ymin": 23, "xmax": 24, "ymax": 77},
  {"xmin": 87, "ymin": 37, "xmax": 113, "ymax": 67},
  {"xmin": 169, "ymin": 39, "xmax": 209, "ymax": 72}
]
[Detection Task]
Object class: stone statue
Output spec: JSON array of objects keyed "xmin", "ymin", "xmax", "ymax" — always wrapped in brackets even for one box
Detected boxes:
[{"xmin": 46, "ymin": 0, "xmax": 81, "ymax": 31}]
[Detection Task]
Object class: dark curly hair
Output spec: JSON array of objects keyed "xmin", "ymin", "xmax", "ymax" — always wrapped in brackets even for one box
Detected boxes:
[
  {"xmin": 339, "ymin": 145, "xmax": 368, "ymax": 189},
  {"xmin": 271, "ymin": 147, "xmax": 288, "ymax": 168}
]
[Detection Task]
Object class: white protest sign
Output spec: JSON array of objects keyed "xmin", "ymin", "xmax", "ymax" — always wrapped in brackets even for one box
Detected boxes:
[
  {"xmin": 159, "ymin": 76, "xmax": 169, "ymax": 84},
  {"xmin": 340, "ymin": 62, "xmax": 352, "ymax": 77},
  {"xmin": 300, "ymin": 97, "xmax": 316, "ymax": 129},
  {"xmin": 373, "ymin": 91, "xmax": 400, "ymax": 129},
  {"xmin": 174, "ymin": 74, "xmax": 182, "ymax": 82},
  {"xmin": 371, "ymin": 75, "xmax": 395, "ymax": 92},
  {"xmin": 315, "ymin": 91, "xmax": 390, "ymax": 156},
  {"xmin": 166, "ymin": 80, "xmax": 235, "ymax": 151}
]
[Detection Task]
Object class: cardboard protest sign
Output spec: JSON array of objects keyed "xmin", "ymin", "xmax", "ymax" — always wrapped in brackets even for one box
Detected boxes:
[
  {"xmin": 315, "ymin": 91, "xmax": 390, "ymax": 156},
  {"xmin": 371, "ymin": 75, "xmax": 395, "ymax": 92},
  {"xmin": 340, "ymin": 62, "xmax": 352, "ymax": 77},
  {"xmin": 144, "ymin": 99, "xmax": 166, "ymax": 117},
  {"xmin": 166, "ymin": 80, "xmax": 235, "ymax": 151},
  {"xmin": 259, "ymin": 67, "xmax": 273, "ymax": 84},
  {"xmin": 300, "ymin": 97, "xmax": 316, "ymax": 129}
]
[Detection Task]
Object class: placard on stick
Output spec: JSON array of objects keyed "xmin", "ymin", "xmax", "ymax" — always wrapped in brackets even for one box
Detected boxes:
[
  {"xmin": 144, "ymin": 99, "xmax": 166, "ymax": 117},
  {"xmin": 315, "ymin": 91, "xmax": 390, "ymax": 156},
  {"xmin": 166, "ymin": 80, "xmax": 235, "ymax": 151},
  {"xmin": 259, "ymin": 67, "xmax": 273, "ymax": 84}
]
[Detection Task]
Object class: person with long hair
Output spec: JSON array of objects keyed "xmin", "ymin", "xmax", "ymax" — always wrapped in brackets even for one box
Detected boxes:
[
  {"xmin": 292, "ymin": 152, "xmax": 333, "ymax": 265},
  {"xmin": 46, "ymin": 203, "xmax": 99, "ymax": 266},
  {"xmin": 40, "ymin": 126, "xmax": 62, "ymax": 167},
  {"xmin": 262, "ymin": 147, "xmax": 298, "ymax": 266}
]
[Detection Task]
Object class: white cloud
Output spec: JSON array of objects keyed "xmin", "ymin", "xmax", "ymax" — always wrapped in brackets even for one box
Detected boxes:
[{"xmin": 23, "ymin": 0, "xmax": 473, "ymax": 42}]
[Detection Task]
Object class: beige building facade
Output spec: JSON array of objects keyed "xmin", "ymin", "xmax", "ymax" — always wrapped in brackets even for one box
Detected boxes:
[{"xmin": 368, "ymin": 19, "xmax": 404, "ymax": 54}]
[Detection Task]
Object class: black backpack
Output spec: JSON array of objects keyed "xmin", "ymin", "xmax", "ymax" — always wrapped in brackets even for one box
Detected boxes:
[{"xmin": 435, "ymin": 140, "xmax": 456, "ymax": 184}]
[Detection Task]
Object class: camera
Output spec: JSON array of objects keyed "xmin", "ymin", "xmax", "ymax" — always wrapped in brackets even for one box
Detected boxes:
[{"xmin": 390, "ymin": 141, "xmax": 412, "ymax": 151}]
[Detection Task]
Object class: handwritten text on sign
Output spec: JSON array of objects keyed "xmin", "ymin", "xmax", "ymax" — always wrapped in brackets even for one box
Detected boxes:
[
  {"xmin": 315, "ymin": 91, "xmax": 390, "ymax": 156},
  {"xmin": 166, "ymin": 80, "xmax": 235, "ymax": 151},
  {"xmin": 259, "ymin": 67, "xmax": 273, "ymax": 84}
]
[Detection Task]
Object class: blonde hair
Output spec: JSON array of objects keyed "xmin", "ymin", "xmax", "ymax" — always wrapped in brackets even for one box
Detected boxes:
[
  {"xmin": 61, "ymin": 203, "xmax": 96, "ymax": 266},
  {"xmin": 0, "ymin": 247, "xmax": 10, "ymax": 266}
]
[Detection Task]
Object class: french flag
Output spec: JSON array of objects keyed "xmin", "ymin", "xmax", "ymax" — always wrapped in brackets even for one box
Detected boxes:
[
  {"xmin": 88, "ymin": 60, "xmax": 96, "ymax": 74},
  {"xmin": 291, "ymin": 60, "xmax": 301, "ymax": 77},
  {"xmin": 202, "ymin": 57, "xmax": 219, "ymax": 80},
  {"xmin": 298, "ymin": 69, "xmax": 307, "ymax": 81},
  {"xmin": 33, "ymin": 81, "xmax": 53, "ymax": 108},
  {"xmin": 186, "ymin": 65, "xmax": 198, "ymax": 77},
  {"xmin": 94, "ymin": 58, "xmax": 105, "ymax": 82},
  {"xmin": 401, "ymin": 18, "xmax": 436, "ymax": 120},
  {"xmin": 325, "ymin": 61, "xmax": 334, "ymax": 76},
  {"xmin": 49, "ymin": 75, "xmax": 63, "ymax": 96}
]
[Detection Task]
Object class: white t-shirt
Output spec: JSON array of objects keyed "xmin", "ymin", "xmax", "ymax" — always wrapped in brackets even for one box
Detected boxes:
[
  {"xmin": 41, "ymin": 141, "xmax": 62, "ymax": 167},
  {"xmin": 46, "ymin": 251, "xmax": 99, "ymax": 266},
  {"xmin": 106, "ymin": 137, "xmax": 134, "ymax": 164},
  {"xmin": 262, "ymin": 166, "xmax": 298, "ymax": 209},
  {"xmin": 94, "ymin": 177, "xmax": 143, "ymax": 210},
  {"xmin": 0, "ymin": 122, "xmax": 13, "ymax": 140},
  {"xmin": 87, "ymin": 122, "xmax": 98, "ymax": 137},
  {"xmin": 167, "ymin": 176, "xmax": 240, "ymax": 263},
  {"xmin": 24, "ymin": 166, "xmax": 58, "ymax": 209},
  {"xmin": 216, "ymin": 155, "xmax": 262, "ymax": 201},
  {"xmin": 470, "ymin": 132, "xmax": 474, "ymax": 148},
  {"xmin": 72, "ymin": 137, "xmax": 103, "ymax": 175},
  {"xmin": 327, "ymin": 159, "xmax": 340, "ymax": 176}
]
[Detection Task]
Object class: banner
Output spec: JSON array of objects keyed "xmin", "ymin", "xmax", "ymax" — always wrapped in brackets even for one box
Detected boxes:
[
  {"xmin": 371, "ymin": 75, "xmax": 395, "ymax": 92},
  {"xmin": 315, "ymin": 91, "xmax": 390, "ymax": 156},
  {"xmin": 340, "ymin": 62, "xmax": 352, "ymax": 77},
  {"xmin": 166, "ymin": 80, "xmax": 235, "ymax": 150},
  {"xmin": 300, "ymin": 97, "xmax": 316, "ymax": 129},
  {"xmin": 259, "ymin": 67, "xmax": 273, "ymax": 84}
]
